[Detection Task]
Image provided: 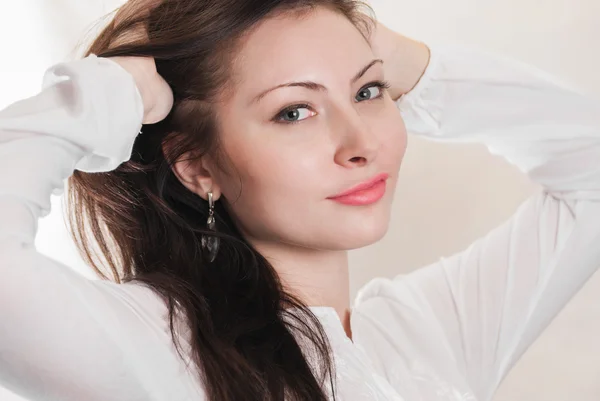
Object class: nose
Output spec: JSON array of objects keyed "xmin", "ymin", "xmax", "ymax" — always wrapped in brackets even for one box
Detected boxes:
[{"xmin": 332, "ymin": 107, "xmax": 379, "ymax": 168}]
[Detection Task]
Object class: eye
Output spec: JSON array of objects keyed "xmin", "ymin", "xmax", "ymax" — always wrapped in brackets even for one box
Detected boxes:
[
  {"xmin": 273, "ymin": 104, "xmax": 317, "ymax": 124},
  {"xmin": 355, "ymin": 80, "xmax": 391, "ymax": 102}
]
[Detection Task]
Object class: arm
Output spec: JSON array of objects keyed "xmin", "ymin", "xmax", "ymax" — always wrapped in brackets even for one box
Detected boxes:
[
  {"xmin": 372, "ymin": 44, "xmax": 599, "ymax": 399},
  {"xmin": 0, "ymin": 57, "xmax": 192, "ymax": 400}
]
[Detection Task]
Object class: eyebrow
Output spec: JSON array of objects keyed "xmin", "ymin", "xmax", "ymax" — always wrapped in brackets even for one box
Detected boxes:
[{"xmin": 250, "ymin": 58, "xmax": 384, "ymax": 105}]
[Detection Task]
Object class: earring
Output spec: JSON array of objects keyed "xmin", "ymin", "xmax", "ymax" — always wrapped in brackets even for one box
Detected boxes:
[{"xmin": 201, "ymin": 191, "xmax": 220, "ymax": 263}]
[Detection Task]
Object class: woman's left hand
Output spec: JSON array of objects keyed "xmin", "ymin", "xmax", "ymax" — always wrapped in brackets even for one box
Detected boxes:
[{"xmin": 368, "ymin": 20, "xmax": 430, "ymax": 101}]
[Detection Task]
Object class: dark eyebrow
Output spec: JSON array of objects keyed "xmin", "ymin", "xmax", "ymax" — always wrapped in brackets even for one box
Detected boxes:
[{"xmin": 250, "ymin": 59, "xmax": 383, "ymax": 105}]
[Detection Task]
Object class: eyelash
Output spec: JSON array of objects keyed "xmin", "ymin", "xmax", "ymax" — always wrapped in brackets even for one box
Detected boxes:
[{"xmin": 272, "ymin": 80, "xmax": 392, "ymax": 125}]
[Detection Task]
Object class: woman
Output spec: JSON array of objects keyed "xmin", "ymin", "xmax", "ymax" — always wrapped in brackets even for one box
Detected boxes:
[{"xmin": 0, "ymin": 0, "xmax": 598, "ymax": 400}]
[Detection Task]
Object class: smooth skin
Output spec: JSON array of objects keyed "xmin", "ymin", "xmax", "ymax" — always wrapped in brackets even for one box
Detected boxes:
[{"xmin": 113, "ymin": 8, "xmax": 430, "ymax": 340}]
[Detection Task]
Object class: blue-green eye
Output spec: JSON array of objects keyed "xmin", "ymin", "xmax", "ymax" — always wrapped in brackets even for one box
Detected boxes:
[
  {"xmin": 355, "ymin": 80, "xmax": 391, "ymax": 102},
  {"xmin": 276, "ymin": 105, "xmax": 315, "ymax": 123},
  {"xmin": 273, "ymin": 80, "xmax": 391, "ymax": 125},
  {"xmin": 356, "ymin": 86, "xmax": 380, "ymax": 101}
]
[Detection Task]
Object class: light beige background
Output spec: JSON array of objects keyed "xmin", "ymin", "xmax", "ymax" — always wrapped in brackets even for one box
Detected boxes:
[{"xmin": 0, "ymin": 0, "xmax": 599, "ymax": 400}]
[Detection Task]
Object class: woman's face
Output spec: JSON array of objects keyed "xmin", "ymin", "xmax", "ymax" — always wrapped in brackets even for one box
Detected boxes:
[{"xmin": 211, "ymin": 7, "xmax": 407, "ymax": 251}]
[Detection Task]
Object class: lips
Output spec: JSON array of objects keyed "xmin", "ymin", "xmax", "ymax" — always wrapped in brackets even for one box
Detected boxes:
[{"xmin": 327, "ymin": 173, "xmax": 389, "ymax": 206}]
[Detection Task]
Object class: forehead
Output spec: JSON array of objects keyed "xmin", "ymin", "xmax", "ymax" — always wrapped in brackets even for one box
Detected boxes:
[{"xmin": 231, "ymin": 7, "xmax": 373, "ymax": 93}]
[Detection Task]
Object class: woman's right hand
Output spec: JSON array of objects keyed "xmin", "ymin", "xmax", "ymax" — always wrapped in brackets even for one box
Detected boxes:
[
  {"xmin": 107, "ymin": 0, "xmax": 173, "ymax": 124},
  {"xmin": 110, "ymin": 56, "xmax": 174, "ymax": 124},
  {"xmin": 368, "ymin": 21, "xmax": 430, "ymax": 102}
]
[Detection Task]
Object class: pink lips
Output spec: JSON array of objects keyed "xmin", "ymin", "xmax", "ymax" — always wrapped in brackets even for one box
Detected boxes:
[{"xmin": 327, "ymin": 173, "xmax": 389, "ymax": 206}]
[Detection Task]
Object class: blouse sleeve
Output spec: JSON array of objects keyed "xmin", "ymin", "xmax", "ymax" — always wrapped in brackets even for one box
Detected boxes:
[
  {"xmin": 0, "ymin": 57, "xmax": 200, "ymax": 401},
  {"xmin": 386, "ymin": 45, "xmax": 600, "ymax": 400}
]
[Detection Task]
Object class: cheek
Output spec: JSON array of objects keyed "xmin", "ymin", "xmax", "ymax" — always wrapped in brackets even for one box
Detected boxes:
[
  {"xmin": 235, "ymin": 148, "xmax": 322, "ymax": 202},
  {"xmin": 377, "ymin": 105, "xmax": 408, "ymax": 166},
  {"xmin": 219, "ymin": 116, "xmax": 327, "ymax": 193},
  {"xmin": 220, "ymin": 153, "xmax": 325, "ymax": 242},
  {"xmin": 216, "ymin": 133, "xmax": 323, "ymax": 223}
]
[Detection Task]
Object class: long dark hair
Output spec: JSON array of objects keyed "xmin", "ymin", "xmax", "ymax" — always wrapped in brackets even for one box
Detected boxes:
[{"xmin": 66, "ymin": 1, "xmax": 375, "ymax": 400}]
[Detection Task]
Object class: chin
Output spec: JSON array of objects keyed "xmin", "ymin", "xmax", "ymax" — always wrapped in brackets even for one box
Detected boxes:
[{"xmin": 333, "ymin": 216, "xmax": 391, "ymax": 250}]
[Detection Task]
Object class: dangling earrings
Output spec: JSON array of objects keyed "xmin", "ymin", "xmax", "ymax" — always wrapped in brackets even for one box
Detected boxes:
[{"xmin": 201, "ymin": 191, "xmax": 220, "ymax": 263}]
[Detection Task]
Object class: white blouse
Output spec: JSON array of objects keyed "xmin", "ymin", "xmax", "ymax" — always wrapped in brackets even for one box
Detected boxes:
[{"xmin": 0, "ymin": 44, "xmax": 599, "ymax": 401}]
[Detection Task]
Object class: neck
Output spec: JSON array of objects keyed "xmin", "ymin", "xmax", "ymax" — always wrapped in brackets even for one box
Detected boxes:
[{"xmin": 252, "ymin": 239, "xmax": 352, "ymax": 336}]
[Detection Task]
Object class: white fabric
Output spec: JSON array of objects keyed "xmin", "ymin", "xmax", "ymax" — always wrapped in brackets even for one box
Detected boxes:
[{"xmin": 0, "ymin": 45, "xmax": 599, "ymax": 401}]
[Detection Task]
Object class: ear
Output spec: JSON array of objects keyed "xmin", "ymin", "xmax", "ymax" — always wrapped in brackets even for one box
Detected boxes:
[{"xmin": 170, "ymin": 151, "xmax": 222, "ymax": 202}]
